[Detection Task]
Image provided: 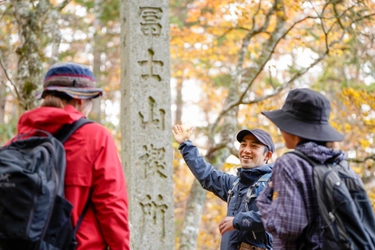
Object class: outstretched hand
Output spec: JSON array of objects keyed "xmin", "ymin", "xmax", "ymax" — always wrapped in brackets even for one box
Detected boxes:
[{"xmin": 172, "ymin": 124, "xmax": 193, "ymax": 144}]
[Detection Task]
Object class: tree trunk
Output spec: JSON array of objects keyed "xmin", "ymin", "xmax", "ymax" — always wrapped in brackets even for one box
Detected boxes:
[
  {"xmin": 91, "ymin": 0, "xmax": 103, "ymax": 122},
  {"xmin": 179, "ymin": 179, "xmax": 207, "ymax": 250},
  {"xmin": 0, "ymin": 82, "xmax": 5, "ymax": 124},
  {"xmin": 11, "ymin": 0, "xmax": 48, "ymax": 111},
  {"xmin": 174, "ymin": 77, "xmax": 183, "ymax": 125},
  {"xmin": 179, "ymin": 1, "xmax": 288, "ymax": 248}
]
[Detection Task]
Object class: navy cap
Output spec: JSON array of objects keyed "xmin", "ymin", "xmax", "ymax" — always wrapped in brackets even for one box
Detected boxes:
[{"xmin": 236, "ymin": 129, "xmax": 275, "ymax": 152}]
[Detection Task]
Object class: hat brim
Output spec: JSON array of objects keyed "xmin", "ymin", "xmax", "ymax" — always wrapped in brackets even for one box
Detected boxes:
[
  {"xmin": 39, "ymin": 86, "xmax": 103, "ymax": 100},
  {"xmin": 237, "ymin": 130, "xmax": 255, "ymax": 142},
  {"xmin": 262, "ymin": 109, "xmax": 344, "ymax": 142}
]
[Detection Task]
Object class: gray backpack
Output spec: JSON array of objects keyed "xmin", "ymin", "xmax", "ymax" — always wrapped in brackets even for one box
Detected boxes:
[{"xmin": 290, "ymin": 150, "xmax": 375, "ymax": 250}]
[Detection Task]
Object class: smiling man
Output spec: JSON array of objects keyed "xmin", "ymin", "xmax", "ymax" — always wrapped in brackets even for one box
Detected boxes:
[{"xmin": 172, "ymin": 124, "xmax": 274, "ymax": 250}]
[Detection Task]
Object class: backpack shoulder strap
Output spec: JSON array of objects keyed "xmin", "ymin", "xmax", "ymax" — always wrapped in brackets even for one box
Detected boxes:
[
  {"xmin": 285, "ymin": 150, "xmax": 320, "ymax": 166},
  {"xmin": 70, "ymin": 191, "xmax": 92, "ymax": 248},
  {"xmin": 244, "ymin": 172, "xmax": 272, "ymax": 211},
  {"xmin": 54, "ymin": 118, "xmax": 93, "ymax": 144},
  {"xmin": 254, "ymin": 172, "xmax": 272, "ymax": 197},
  {"xmin": 53, "ymin": 118, "xmax": 93, "ymax": 246},
  {"xmin": 227, "ymin": 179, "xmax": 239, "ymax": 204},
  {"xmin": 258, "ymin": 172, "xmax": 271, "ymax": 182}
]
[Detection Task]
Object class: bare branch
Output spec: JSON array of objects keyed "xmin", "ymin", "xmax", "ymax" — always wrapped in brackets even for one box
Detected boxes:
[
  {"xmin": 57, "ymin": 0, "xmax": 71, "ymax": 11},
  {"xmin": 353, "ymin": 13, "xmax": 375, "ymax": 22},
  {"xmin": 0, "ymin": 0, "xmax": 11, "ymax": 22},
  {"xmin": 216, "ymin": 27, "xmax": 252, "ymax": 40},
  {"xmin": 208, "ymin": 2, "xmax": 283, "ymax": 136},
  {"xmin": 0, "ymin": 53, "xmax": 21, "ymax": 100},
  {"xmin": 211, "ymin": 14, "xmax": 317, "ymax": 130},
  {"xmin": 242, "ymin": 52, "xmax": 327, "ymax": 105},
  {"xmin": 254, "ymin": 0, "xmax": 262, "ymax": 18},
  {"xmin": 205, "ymin": 143, "xmax": 230, "ymax": 159},
  {"xmin": 347, "ymin": 155, "xmax": 375, "ymax": 164}
]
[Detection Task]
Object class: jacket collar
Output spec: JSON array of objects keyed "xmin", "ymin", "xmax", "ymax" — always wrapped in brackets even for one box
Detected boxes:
[
  {"xmin": 296, "ymin": 142, "xmax": 346, "ymax": 164},
  {"xmin": 237, "ymin": 163, "xmax": 273, "ymax": 185}
]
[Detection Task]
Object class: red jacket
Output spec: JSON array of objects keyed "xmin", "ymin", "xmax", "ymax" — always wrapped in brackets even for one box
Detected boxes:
[{"xmin": 16, "ymin": 105, "xmax": 130, "ymax": 250}]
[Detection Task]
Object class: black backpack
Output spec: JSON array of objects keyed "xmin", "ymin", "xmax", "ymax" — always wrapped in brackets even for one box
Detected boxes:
[
  {"xmin": 289, "ymin": 150, "xmax": 375, "ymax": 250},
  {"xmin": 0, "ymin": 118, "xmax": 92, "ymax": 250}
]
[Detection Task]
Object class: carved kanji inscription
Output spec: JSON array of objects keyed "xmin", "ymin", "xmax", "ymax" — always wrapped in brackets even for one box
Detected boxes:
[
  {"xmin": 138, "ymin": 49, "xmax": 163, "ymax": 81},
  {"xmin": 139, "ymin": 96, "xmax": 165, "ymax": 131},
  {"xmin": 140, "ymin": 7, "xmax": 162, "ymax": 36},
  {"xmin": 140, "ymin": 194, "xmax": 167, "ymax": 237},
  {"xmin": 139, "ymin": 144, "xmax": 167, "ymax": 179}
]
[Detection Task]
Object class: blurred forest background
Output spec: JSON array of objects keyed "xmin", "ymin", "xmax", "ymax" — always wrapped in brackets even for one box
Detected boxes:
[{"xmin": 1, "ymin": 0, "xmax": 375, "ymax": 249}]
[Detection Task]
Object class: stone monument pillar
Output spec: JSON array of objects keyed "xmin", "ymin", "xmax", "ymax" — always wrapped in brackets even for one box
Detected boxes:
[{"xmin": 120, "ymin": 1, "xmax": 174, "ymax": 249}]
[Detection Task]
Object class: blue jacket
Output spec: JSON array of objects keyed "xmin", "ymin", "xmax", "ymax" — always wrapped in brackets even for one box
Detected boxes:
[{"xmin": 179, "ymin": 140, "xmax": 273, "ymax": 250}]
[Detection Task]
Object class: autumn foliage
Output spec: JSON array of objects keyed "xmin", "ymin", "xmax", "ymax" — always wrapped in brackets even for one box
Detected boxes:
[
  {"xmin": 1, "ymin": 0, "xmax": 375, "ymax": 249},
  {"xmin": 171, "ymin": 0, "xmax": 375, "ymax": 249}
]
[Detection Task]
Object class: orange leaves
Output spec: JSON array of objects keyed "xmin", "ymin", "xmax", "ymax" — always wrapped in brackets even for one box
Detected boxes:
[{"xmin": 172, "ymin": 0, "xmax": 375, "ymax": 246}]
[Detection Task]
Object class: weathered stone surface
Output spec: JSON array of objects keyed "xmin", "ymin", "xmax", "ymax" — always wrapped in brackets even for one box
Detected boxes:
[{"xmin": 120, "ymin": 1, "xmax": 174, "ymax": 249}]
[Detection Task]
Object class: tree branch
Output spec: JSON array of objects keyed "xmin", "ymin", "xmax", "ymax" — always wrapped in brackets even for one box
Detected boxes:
[
  {"xmin": 211, "ymin": 14, "xmax": 317, "ymax": 130},
  {"xmin": 347, "ymin": 154, "xmax": 375, "ymax": 164},
  {"xmin": 57, "ymin": 0, "xmax": 71, "ymax": 11},
  {"xmin": 0, "ymin": 52, "xmax": 20, "ymax": 99}
]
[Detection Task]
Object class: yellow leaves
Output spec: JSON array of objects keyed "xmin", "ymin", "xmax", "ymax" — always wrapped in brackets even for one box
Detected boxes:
[
  {"xmin": 360, "ymin": 139, "xmax": 371, "ymax": 149},
  {"xmin": 344, "ymin": 123, "xmax": 352, "ymax": 133},
  {"xmin": 276, "ymin": 10, "xmax": 286, "ymax": 19},
  {"xmin": 330, "ymin": 48, "xmax": 344, "ymax": 57},
  {"xmin": 369, "ymin": 189, "xmax": 375, "ymax": 210},
  {"xmin": 351, "ymin": 165, "xmax": 362, "ymax": 175},
  {"xmin": 222, "ymin": 161, "xmax": 238, "ymax": 172}
]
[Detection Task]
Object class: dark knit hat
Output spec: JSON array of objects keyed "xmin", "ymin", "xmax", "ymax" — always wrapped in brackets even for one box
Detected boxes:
[
  {"xmin": 262, "ymin": 88, "xmax": 344, "ymax": 142},
  {"xmin": 236, "ymin": 128, "xmax": 275, "ymax": 152},
  {"xmin": 40, "ymin": 62, "xmax": 103, "ymax": 99}
]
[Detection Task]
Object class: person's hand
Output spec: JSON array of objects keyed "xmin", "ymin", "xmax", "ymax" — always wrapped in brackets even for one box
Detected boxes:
[
  {"xmin": 218, "ymin": 216, "xmax": 235, "ymax": 235},
  {"xmin": 172, "ymin": 124, "xmax": 193, "ymax": 144}
]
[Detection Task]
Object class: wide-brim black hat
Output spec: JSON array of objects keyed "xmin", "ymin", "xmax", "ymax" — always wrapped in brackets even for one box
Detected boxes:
[{"xmin": 262, "ymin": 88, "xmax": 344, "ymax": 142}]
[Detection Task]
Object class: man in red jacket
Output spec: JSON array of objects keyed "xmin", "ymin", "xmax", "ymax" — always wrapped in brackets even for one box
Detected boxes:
[{"xmin": 16, "ymin": 62, "xmax": 130, "ymax": 249}]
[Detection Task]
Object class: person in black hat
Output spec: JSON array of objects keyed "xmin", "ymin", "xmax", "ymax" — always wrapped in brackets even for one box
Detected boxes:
[
  {"xmin": 172, "ymin": 124, "xmax": 274, "ymax": 250},
  {"xmin": 256, "ymin": 88, "xmax": 345, "ymax": 249}
]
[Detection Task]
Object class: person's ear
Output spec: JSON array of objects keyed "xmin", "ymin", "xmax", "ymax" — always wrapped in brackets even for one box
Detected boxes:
[{"xmin": 265, "ymin": 151, "xmax": 273, "ymax": 162}]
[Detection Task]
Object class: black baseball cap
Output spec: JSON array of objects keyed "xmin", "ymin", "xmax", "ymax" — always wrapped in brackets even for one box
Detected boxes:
[{"xmin": 236, "ymin": 129, "xmax": 275, "ymax": 152}]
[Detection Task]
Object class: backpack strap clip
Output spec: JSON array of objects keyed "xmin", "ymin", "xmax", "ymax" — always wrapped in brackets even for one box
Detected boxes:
[{"xmin": 227, "ymin": 180, "xmax": 239, "ymax": 204}]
